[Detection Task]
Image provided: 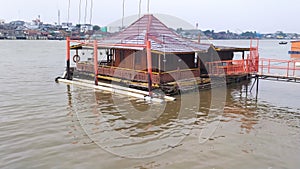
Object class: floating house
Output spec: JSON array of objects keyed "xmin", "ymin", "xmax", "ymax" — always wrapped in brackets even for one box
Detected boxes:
[{"xmin": 63, "ymin": 14, "xmax": 258, "ymax": 95}]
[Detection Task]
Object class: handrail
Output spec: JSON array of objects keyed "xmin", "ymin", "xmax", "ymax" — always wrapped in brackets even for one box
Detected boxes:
[
  {"xmin": 259, "ymin": 58, "xmax": 300, "ymax": 77},
  {"xmin": 70, "ymin": 40, "xmax": 147, "ymax": 48},
  {"xmin": 206, "ymin": 59, "xmax": 256, "ymax": 75}
]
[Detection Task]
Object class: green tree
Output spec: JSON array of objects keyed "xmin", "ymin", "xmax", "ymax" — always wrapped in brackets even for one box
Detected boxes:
[{"xmin": 93, "ymin": 25, "xmax": 100, "ymax": 31}]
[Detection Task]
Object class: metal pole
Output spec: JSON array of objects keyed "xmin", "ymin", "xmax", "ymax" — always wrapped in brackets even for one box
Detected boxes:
[
  {"xmin": 90, "ymin": 0, "xmax": 93, "ymax": 24},
  {"xmin": 250, "ymin": 76, "xmax": 257, "ymax": 92},
  {"xmin": 287, "ymin": 61, "xmax": 290, "ymax": 77},
  {"xmin": 78, "ymin": 0, "xmax": 82, "ymax": 25},
  {"xmin": 293, "ymin": 60, "xmax": 296, "ymax": 77},
  {"xmin": 261, "ymin": 59, "xmax": 263, "ymax": 75},
  {"xmin": 147, "ymin": 0, "xmax": 150, "ymax": 14},
  {"xmin": 84, "ymin": 0, "xmax": 88, "ymax": 24},
  {"xmin": 158, "ymin": 54, "xmax": 161, "ymax": 73},
  {"xmin": 93, "ymin": 40, "xmax": 98, "ymax": 85},
  {"xmin": 256, "ymin": 75, "xmax": 259, "ymax": 100},
  {"xmin": 75, "ymin": 49, "xmax": 79, "ymax": 66},
  {"xmin": 268, "ymin": 59, "xmax": 270, "ymax": 74},
  {"xmin": 139, "ymin": 0, "xmax": 142, "ymax": 18},
  {"xmin": 66, "ymin": 37, "xmax": 71, "ymax": 80},
  {"xmin": 197, "ymin": 52, "xmax": 201, "ymax": 76},
  {"xmin": 67, "ymin": 0, "xmax": 71, "ymax": 23},
  {"xmin": 122, "ymin": 0, "xmax": 125, "ymax": 29}
]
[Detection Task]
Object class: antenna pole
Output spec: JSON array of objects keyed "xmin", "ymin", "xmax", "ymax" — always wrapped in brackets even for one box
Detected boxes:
[
  {"xmin": 67, "ymin": 0, "xmax": 71, "ymax": 23},
  {"xmin": 122, "ymin": 0, "xmax": 125, "ymax": 28},
  {"xmin": 90, "ymin": 0, "xmax": 93, "ymax": 24},
  {"xmin": 147, "ymin": 0, "xmax": 150, "ymax": 14},
  {"xmin": 139, "ymin": 0, "xmax": 142, "ymax": 18},
  {"xmin": 58, "ymin": 10, "xmax": 61, "ymax": 25},
  {"xmin": 78, "ymin": 0, "xmax": 82, "ymax": 25},
  {"xmin": 84, "ymin": 0, "xmax": 88, "ymax": 24}
]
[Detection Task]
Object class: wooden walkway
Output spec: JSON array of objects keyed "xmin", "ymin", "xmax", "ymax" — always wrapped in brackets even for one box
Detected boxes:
[
  {"xmin": 252, "ymin": 73, "xmax": 300, "ymax": 82},
  {"xmin": 207, "ymin": 58, "xmax": 300, "ymax": 83},
  {"xmin": 206, "ymin": 39, "xmax": 300, "ymax": 84},
  {"xmin": 253, "ymin": 58, "xmax": 300, "ymax": 83}
]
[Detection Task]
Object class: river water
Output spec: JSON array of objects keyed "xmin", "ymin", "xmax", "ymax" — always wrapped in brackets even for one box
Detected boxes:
[{"xmin": 0, "ymin": 40, "xmax": 299, "ymax": 169}]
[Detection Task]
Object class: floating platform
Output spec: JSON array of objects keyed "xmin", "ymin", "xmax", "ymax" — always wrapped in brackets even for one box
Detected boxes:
[
  {"xmin": 57, "ymin": 78, "xmax": 176, "ymax": 102},
  {"xmin": 252, "ymin": 73, "xmax": 300, "ymax": 82}
]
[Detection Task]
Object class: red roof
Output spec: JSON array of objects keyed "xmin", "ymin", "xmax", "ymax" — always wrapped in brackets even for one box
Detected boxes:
[{"xmin": 102, "ymin": 14, "xmax": 211, "ymax": 53}]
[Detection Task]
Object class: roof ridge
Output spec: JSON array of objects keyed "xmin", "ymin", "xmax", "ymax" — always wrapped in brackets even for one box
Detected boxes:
[{"xmin": 101, "ymin": 14, "xmax": 212, "ymax": 53}]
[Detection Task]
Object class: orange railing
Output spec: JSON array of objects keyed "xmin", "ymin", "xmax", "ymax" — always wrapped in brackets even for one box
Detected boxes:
[
  {"xmin": 259, "ymin": 58, "xmax": 300, "ymax": 77},
  {"xmin": 206, "ymin": 39, "xmax": 259, "ymax": 76},
  {"xmin": 206, "ymin": 59, "xmax": 258, "ymax": 76},
  {"xmin": 206, "ymin": 58, "xmax": 300, "ymax": 78}
]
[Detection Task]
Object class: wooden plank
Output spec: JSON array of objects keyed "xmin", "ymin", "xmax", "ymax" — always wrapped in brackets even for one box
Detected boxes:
[{"xmin": 57, "ymin": 78, "xmax": 176, "ymax": 102}]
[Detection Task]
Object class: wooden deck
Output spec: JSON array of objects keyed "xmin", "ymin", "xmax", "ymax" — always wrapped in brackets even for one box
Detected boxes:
[{"xmin": 76, "ymin": 62, "xmax": 200, "ymax": 85}]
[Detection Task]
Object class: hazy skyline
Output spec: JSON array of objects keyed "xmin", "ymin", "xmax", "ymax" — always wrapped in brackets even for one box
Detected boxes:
[{"xmin": 0, "ymin": 0, "xmax": 299, "ymax": 33}]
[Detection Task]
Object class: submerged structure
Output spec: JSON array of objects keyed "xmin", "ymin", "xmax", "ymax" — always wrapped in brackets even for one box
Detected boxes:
[{"xmin": 59, "ymin": 14, "xmax": 259, "ymax": 95}]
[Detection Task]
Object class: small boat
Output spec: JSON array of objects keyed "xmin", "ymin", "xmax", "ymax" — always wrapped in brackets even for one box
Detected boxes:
[{"xmin": 279, "ymin": 41, "xmax": 288, "ymax": 45}]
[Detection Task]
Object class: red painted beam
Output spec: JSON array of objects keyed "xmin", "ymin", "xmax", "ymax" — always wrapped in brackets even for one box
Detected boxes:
[
  {"xmin": 66, "ymin": 37, "xmax": 71, "ymax": 80},
  {"xmin": 146, "ymin": 40, "xmax": 153, "ymax": 97}
]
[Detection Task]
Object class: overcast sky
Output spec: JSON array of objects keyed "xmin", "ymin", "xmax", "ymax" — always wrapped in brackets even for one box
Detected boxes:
[{"xmin": 0, "ymin": 0, "xmax": 299, "ymax": 33}]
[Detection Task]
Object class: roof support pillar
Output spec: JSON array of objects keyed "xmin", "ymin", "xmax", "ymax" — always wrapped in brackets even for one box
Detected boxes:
[
  {"xmin": 146, "ymin": 40, "xmax": 153, "ymax": 97},
  {"xmin": 66, "ymin": 37, "xmax": 71, "ymax": 80},
  {"xmin": 196, "ymin": 52, "xmax": 201, "ymax": 76},
  {"xmin": 93, "ymin": 40, "xmax": 98, "ymax": 85}
]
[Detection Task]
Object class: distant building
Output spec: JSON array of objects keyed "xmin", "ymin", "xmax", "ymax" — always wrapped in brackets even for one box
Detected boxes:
[
  {"xmin": 0, "ymin": 19, "xmax": 5, "ymax": 25},
  {"xmin": 62, "ymin": 22, "xmax": 72, "ymax": 28},
  {"xmin": 24, "ymin": 17, "xmax": 43, "ymax": 30},
  {"xmin": 9, "ymin": 20, "xmax": 25, "ymax": 27},
  {"xmin": 80, "ymin": 24, "xmax": 93, "ymax": 33},
  {"xmin": 24, "ymin": 22, "xmax": 39, "ymax": 30}
]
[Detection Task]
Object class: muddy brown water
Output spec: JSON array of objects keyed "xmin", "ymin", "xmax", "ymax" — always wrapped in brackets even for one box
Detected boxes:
[{"xmin": 0, "ymin": 40, "xmax": 299, "ymax": 169}]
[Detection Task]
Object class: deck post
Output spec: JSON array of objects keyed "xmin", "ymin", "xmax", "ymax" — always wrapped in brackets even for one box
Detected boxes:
[
  {"xmin": 146, "ymin": 40, "xmax": 153, "ymax": 97},
  {"xmin": 293, "ymin": 60, "xmax": 296, "ymax": 77},
  {"xmin": 197, "ymin": 53, "xmax": 201, "ymax": 76},
  {"xmin": 268, "ymin": 59, "xmax": 271, "ymax": 74},
  {"xmin": 242, "ymin": 51, "xmax": 245, "ymax": 60},
  {"xmin": 158, "ymin": 54, "xmax": 162, "ymax": 84},
  {"xmin": 158, "ymin": 54, "xmax": 161, "ymax": 73},
  {"xmin": 256, "ymin": 75, "xmax": 259, "ymax": 100},
  {"xmin": 287, "ymin": 61, "xmax": 290, "ymax": 77},
  {"xmin": 66, "ymin": 37, "xmax": 71, "ymax": 80},
  {"xmin": 75, "ymin": 49, "xmax": 79, "ymax": 59},
  {"xmin": 260, "ymin": 59, "xmax": 263, "ymax": 75},
  {"xmin": 94, "ymin": 40, "xmax": 99, "ymax": 85}
]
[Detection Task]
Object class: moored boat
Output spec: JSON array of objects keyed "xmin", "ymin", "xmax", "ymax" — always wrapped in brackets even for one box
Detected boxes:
[{"xmin": 279, "ymin": 41, "xmax": 288, "ymax": 45}]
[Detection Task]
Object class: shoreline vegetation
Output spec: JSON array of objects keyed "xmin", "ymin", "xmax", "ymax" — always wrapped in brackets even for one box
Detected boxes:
[
  {"xmin": 1, "ymin": 33, "xmax": 299, "ymax": 41},
  {"xmin": 1, "ymin": 29, "xmax": 299, "ymax": 41},
  {"xmin": 1, "ymin": 19, "xmax": 299, "ymax": 41}
]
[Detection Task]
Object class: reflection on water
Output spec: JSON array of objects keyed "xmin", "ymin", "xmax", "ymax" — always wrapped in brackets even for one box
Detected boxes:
[
  {"xmin": 68, "ymin": 85, "xmax": 200, "ymax": 158},
  {"xmin": 65, "ymin": 78, "xmax": 300, "ymax": 160},
  {"xmin": 1, "ymin": 40, "xmax": 300, "ymax": 169}
]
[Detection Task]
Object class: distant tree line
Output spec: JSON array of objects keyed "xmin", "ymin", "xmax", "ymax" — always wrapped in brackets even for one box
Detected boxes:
[{"xmin": 176, "ymin": 28, "xmax": 299, "ymax": 40}]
